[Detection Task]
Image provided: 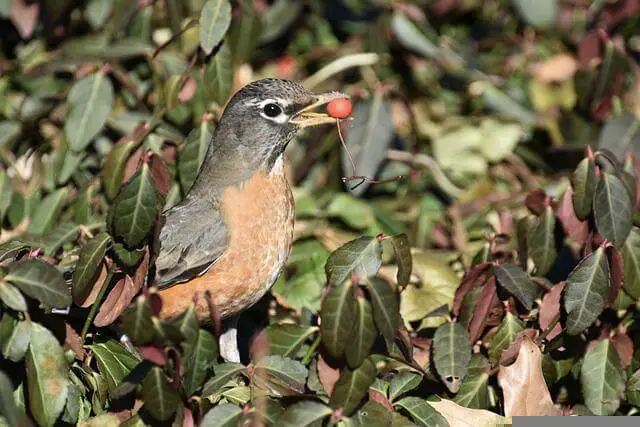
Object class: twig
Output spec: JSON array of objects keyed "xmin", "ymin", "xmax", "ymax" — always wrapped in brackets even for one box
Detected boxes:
[
  {"xmin": 336, "ymin": 120, "xmax": 404, "ymax": 190},
  {"xmin": 304, "ymin": 53, "xmax": 380, "ymax": 89},
  {"xmin": 151, "ymin": 19, "xmax": 198, "ymax": 59},
  {"xmin": 386, "ymin": 149, "xmax": 464, "ymax": 198}
]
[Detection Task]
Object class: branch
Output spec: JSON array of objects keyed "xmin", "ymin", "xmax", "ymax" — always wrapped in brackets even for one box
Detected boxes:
[{"xmin": 386, "ymin": 149, "xmax": 464, "ymax": 198}]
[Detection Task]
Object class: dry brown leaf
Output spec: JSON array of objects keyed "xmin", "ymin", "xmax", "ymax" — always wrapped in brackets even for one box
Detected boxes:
[
  {"xmin": 611, "ymin": 332, "xmax": 633, "ymax": 367},
  {"xmin": 532, "ymin": 54, "xmax": 578, "ymax": 83},
  {"xmin": 498, "ymin": 335, "xmax": 562, "ymax": 416},
  {"xmin": 427, "ymin": 399, "xmax": 511, "ymax": 427},
  {"xmin": 317, "ymin": 353, "xmax": 340, "ymax": 397},
  {"xmin": 10, "ymin": 0, "xmax": 39, "ymax": 39},
  {"xmin": 539, "ymin": 283, "xmax": 564, "ymax": 341},
  {"xmin": 76, "ymin": 262, "xmax": 108, "ymax": 308},
  {"xmin": 94, "ymin": 274, "xmax": 140, "ymax": 327},
  {"xmin": 64, "ymin": 323, "xmax": 86, "ymax": 360}
]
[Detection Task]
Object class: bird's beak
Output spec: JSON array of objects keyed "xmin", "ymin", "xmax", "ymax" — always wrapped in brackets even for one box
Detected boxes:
[{"xmin": 289, "ymin": 92, "xmax": 350, "ymax": 128}]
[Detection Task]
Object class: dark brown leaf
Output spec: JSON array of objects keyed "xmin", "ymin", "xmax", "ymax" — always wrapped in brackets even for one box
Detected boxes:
[
  {"xmin": 607, "ymin": 246, "xmax": 624, "ymax": 304},
  {"xmin": 76, "ymin": 262, "xmax": 108, "ymax": 308},
  {"xmin": 453, "ymin": 262, "xmax": 492, "ymax": 317},
  {"xmin": 148, "ymin": 153, "xmax": 172, "ymax": 197},
  {"xmin": 555, "ymin": 185, "xmax": 589, "ymax": 246},
  {"xmin": 610, "ymin": 332, "xmax": 633, "ymax": 367},
  {"xmin": 539, "ymin": 283, "xmax": 564, "ymax": 341},
  {"xmin": 469, "ymin": 276, "xmax": 499, "ymax": 343},
  {"xmin": 94, "ymin": 274, "xmax": 141, "ymax": 327},
  {"xmin": 317, "ymin": 354, "xmax": 340, "ymax": 397}
]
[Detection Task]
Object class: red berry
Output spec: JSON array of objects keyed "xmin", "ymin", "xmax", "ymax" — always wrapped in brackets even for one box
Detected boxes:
[{"xmin": 327, "ymin": 98, "xmax": 352, "ymax": 119}]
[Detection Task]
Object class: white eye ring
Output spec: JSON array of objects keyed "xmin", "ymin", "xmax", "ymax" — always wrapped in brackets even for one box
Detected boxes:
[{"xmin": 256, "ymin": 99, "xmax": 290, "ymax": 124}]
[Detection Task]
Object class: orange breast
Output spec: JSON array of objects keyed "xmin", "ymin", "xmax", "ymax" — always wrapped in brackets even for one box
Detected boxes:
[{"xmin": 157, "ymin": 159, "xmax": 295, "ymax": 320}]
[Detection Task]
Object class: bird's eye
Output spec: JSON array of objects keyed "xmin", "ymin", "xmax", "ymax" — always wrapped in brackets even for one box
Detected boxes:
[{"xmin": 263, "ymin": 103, "xmax": 282, "ymax": 117}]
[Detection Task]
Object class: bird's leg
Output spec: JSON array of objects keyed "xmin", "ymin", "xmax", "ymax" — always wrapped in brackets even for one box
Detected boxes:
[{"xmin": 219, "ymin": 315, "xmax": 241, "ymax": 363}]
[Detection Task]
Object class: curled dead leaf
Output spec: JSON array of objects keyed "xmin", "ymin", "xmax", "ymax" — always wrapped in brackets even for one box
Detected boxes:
[{"xmin": 498, "ymin": 335, "xmax": 562, "ymax": 416}]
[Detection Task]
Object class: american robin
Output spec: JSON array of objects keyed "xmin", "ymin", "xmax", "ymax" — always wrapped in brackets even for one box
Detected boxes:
[{"xmin": 153, "ymin": 79, "xmax": 345, "ymax": 361}]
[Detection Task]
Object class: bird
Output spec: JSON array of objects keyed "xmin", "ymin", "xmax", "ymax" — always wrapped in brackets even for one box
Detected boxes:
[{"xmin": 152, "ymin": 78, "xmax": 346, "ymax": 361}]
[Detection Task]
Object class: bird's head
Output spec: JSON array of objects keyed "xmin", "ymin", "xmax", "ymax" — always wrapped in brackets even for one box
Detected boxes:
[{"xmin": 215, "ymin": 78, "xmax": 348, "ymax": 171}]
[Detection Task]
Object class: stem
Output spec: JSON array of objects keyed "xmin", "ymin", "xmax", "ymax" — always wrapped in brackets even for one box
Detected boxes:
[
  {"xmin": 386, "ymin": 149, "xmax": 464, "ymax": 198},
  {"xmin": 301, "ymin": 334, "xmax": 321, "ymax": 365},
  {"xmin": 81, "ymin": 265, "xmax": 116, "ymax": 341},
  {"xmin": 303, "ymin": 53, "xmax": 380, "ymax": 89}
]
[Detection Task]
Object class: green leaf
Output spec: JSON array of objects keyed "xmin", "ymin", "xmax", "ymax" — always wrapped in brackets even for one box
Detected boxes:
[
  {"xmin": 65, "ymin": 72, "xmax": 114, "ymax": 151},
  {"xmin": 27, "ymin": 188, "xmax": 68, "ymax": 236},
  {"xmin": 86, "ymin": 0, "xmax": 113, "ymax": 29},
  {"xmin": 342, "ymin": 94, "xmax": 394, "ymax": 196},
  {"xmin": 326, "ymin": 194, "xmax": 377, "ymax": 230},
  {"xmin": 277, "ymin": 401, "xmax": 331, "ymax": 427},
  {"xmin": 494, "ymin": 263, "xmax": 537, "ymax": 310},
  {"xmin": 259, "ymin": 0, "xmax": 303, "ymax": 43},
  {"xmin": 512, "ymin": 0, "xmax": 557, "ymax": 29},
  {"xmin": 488, "ymin": 313, "xmax": 524, "ymax": 366},
  {"xmin": 178, "ymin": 122, "xmax": 214, "ymax": 193},
  {"xmin": 597, "ymin": 114, "xmax": 640, "ymax": 159},
  {"xmin": 581, "ymin": 339, "xmax": 625, "ymax": 416},
  {"xmin": 432, "ymin": 322, "xmax": 471, "ymax": 393},
  {"xmin": 366, "ymin": 276, "xmax": 400, "ymax": 340},
  {"xmin": 201, "ymin": 404, "xmax": 243, "ymax": 427},
  {"xmin": 103, "ymin": 139, "xmax": 138, "ymax": 201},
  {"xmin": 330, "ymin": 358, "xmax": 377, "ymax": 416},
  {"xmin": 141, "ymin": 367, "xmax": 179, "ymax": 421},
  {"xmin": 594, "ymin": 173, "xmax": 633, "ymax": 248},
  {"xmin": 353, "ymin": 400, "xmax": 392, "ymax": 426},
  {"xmin": 527, "ymin": 207, "xmax": 557, "ymax": 275},
  {"xmin": 182, "ymin": 329, "xmax": 218, "ymax": 396},
  {"xmin": 564, "ymin": 247, "xmax": 610, "ymax": 335},
  {"xmin": 202, "ymin": 363, "xmax": 247, "ymax": 396},
  {"xmin": 345, "ymin": 297, "xmax": 377, "ymax": 369},
  {"xmin": 325, "ymin": 236, "xmax": 382, "ymax": 286},
  {"xmin": 72, "ymin": 232, "xmax": 111, "ymax": 301},
  {"xmin": 89, "ymin": 339, "xmax": 140, "ymax": 391},
  {"xmin": 199, "ymin": 0, "xmax": 231, "ymax": 55},
  {"xmin": 454, "ymin": 355, "xmax": 490, "ymax": 409},
  {"xmin": 0, "ymin": 281, "xmax": 27, "ymax": 311},
  {"xmin": 389, "ymin": 372, "xmax": 422, "ymax": 402},
  {"xmin": 43, "ymin": 221, "xmax": 81, "ymax": 255},
  {"xmin": 0, "ymin": 371, "xmax": 25, "ymax": 427},
  {"xmin": 572, "ymin": 157, "xmax": 596, "ymax": 221},
  {"xmin": 390, "ymin": 234, "xmax": 412, "ymax": 288},
  {"xmin": 5, "ymin": 259, "xmax": 70, "ymax": 308},
  {"xmin": 204, "ymin": 43, "xmax": 233, "ymax": 106},
  {"xmin": 394, "ymin": 397, "xmax": 449, "ymax": 427},
  {"xmin": 390, "ymin": 12, "xmax": 439, "ymax": 60},
  {"xmin": 112, "ymin": 242, "xmax": 145, "ymax": 267},
  {"xmin": 623, "ymin": 226, "xmax": 640, "ymax": 299},
  {"xmin": 265, "ymin": 324, "xmax": 317, "ymax": 358},
  {"xmin": 320, "ymin": 281, "xmax": 357, "ymax": 357},
  {"xmin": 0, "ymin": 315, "xmax": 31, "ymax": 361},
  {"xmin": 0, "ymin": 239, "xmax": 31, "ymax": 261},
  {"xmin": 120, "ymin": 295, "xmax": 155, "ymax": 345},
  {"xmin": 399, "ymin": 250, "xmax": 458, "ymax": 326},
  {"xmin": 0, "ymin": 170, "xmax": 14, "ymax": 222},
  {"xmin": 253, "ymin": 355, "xmax": 308, "ymax": 396},
  {"xmin": 108, "ymin": 163, "xmax": 158, "ymax": 248},
  {"xmin": 26, "ymin": 322, "xmax": 69, "ymax": 427}
]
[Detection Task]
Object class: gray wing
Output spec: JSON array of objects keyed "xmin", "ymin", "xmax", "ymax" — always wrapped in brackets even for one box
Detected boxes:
[{"xmin": 154, "ymin": 192, "xmax": 228, "ymax": 287}]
